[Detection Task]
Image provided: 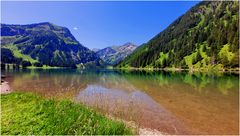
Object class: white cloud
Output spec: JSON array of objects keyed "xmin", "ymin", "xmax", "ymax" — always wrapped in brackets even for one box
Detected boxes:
[{"xmin": 73, "ymin": 27, "xmax": 78, "ymax": 30}]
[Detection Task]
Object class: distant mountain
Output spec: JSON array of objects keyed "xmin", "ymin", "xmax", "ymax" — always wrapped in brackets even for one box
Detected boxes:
[
  {"xmin": 96, "ymin": 42, "xmax": 137, "ymax": 65},
  {"xmin": 117, "ymin": 1, "xmax": 239, "ymax": 70},
  {"xmin": 1, "ymin": 22, "xmax": 102, "ymax": 67},
  {"xmin": 92, "ymin": 48, "xmax": 100, "ymax": 52}
]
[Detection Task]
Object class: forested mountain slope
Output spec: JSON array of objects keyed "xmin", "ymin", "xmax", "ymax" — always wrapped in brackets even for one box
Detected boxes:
[
  {"xmin": 117, "ymin": 1, "xmax": 239, "ymax": 70},
  {"xmin": 1, "ymin": 22, "xmax": 102, "ymax": 67}
]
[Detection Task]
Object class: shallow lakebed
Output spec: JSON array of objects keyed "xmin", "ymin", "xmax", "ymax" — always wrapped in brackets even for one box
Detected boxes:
[{"xmin": 1, "ymin": 69, "xmax": 239, "ymax": 135}]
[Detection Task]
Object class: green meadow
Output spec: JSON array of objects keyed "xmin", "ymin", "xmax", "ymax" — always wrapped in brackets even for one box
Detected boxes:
[{"xmin": 1, "ymin": 92, "xmax": 133, "ymax": 135}]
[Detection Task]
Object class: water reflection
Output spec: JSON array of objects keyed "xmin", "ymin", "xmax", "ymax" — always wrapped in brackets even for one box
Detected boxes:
[
  {"xmin": 3, "ymin": 69, "xmax": 238, "ymax": 95},
  {"xmin": 77, "ymin": 84, "xmax": 191, "ymax": 134},
  {"xmin": 1, "ymin": 69, "xmax": 239, "ymax": 134}
]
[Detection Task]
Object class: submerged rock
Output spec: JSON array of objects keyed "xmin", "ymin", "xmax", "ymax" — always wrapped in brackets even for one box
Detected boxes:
[{"xmin": 0, "ymin": 81, "xmax": 11, "ymax": 94}]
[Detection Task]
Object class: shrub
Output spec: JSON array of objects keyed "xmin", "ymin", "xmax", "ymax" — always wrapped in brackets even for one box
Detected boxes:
[
  {"xmin": 22, "ymin": 60, "xmax": 32, "ymax": 68},
  {"xmin": 33, "ymin": 62, "xmax": 43, "ymax": 67}
]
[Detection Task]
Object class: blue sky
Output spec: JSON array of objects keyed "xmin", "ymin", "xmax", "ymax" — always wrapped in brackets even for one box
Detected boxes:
[{"xmin": 1, "ymin": 1, "xmax": 200, "ymax": 49}]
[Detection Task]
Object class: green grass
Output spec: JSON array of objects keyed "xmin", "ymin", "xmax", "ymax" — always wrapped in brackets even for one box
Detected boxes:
[
  {"xmin": 156, "ymin": 52, "xmax": 169, "ymax": 66},
  {"xmin": 27, "ymin": 65, "xmax": 63, "ymax": 69},
  {"xmin": 218, "ymin": 44, "xmax": 235, "ymax": 65},
  {"xmin": 1, "ymin": 92, "xmax": 133, "ymax": 135},
  {"xmin": 3, "ymin": 65, "xmax": 63, "ymax": 69},
  {"xmin": 184, "ymin": 51, "xmax": 197, "ymax": 68},
  {"xmin": 3, "ymin": 45, "xmax": 38, "ymax": 63},
  {"xmin": 197, "ymin": 14, "xmax": 205, "ymax": 28},
  {"xmin": 184, "ymin": 43, "xmax": 212, "ymax": 70}
]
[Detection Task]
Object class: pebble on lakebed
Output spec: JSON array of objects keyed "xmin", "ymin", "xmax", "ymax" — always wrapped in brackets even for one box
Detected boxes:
[{"xmin": 0, "ymin": 81, "xmax": 11, "ymax": 94}]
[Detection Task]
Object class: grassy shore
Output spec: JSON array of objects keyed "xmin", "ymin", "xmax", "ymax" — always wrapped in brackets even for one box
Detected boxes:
[{"xmin": 1, "ymin": 92, "xmax": 133, "ymax": 135}]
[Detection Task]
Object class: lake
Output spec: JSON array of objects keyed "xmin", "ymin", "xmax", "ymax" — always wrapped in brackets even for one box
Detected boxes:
[{"xmin": 1, "ymin": 69, "xmax": 239, "ymax": 135}]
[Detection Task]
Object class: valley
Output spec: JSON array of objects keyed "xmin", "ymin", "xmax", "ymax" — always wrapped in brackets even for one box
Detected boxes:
[{"xmin": 1, "ymin": 1, "xmax": 239, "ymax": 135}]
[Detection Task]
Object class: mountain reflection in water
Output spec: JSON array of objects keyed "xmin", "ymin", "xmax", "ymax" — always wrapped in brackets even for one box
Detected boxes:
[{"xmin": 2, "ymin": 69, "xmax": 239, "ymax": 135}]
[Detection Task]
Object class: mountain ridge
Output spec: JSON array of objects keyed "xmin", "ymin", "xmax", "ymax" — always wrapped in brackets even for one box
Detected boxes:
[
  {"xmin": 96, "ymin": 42, "xmax": 137, "ymax": 65},
  {"xmin": 1, "ymin": 22, "xmax": 102, "ymax": 67},
  {"xmin": 117, "ymin": 1, "xmax": 239, "ymax": 70}
]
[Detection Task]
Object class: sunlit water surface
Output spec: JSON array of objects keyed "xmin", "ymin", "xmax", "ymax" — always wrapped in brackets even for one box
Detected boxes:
[{"xmin": 2, "ymin": 69, "xmax": 239, "ymax": 134}]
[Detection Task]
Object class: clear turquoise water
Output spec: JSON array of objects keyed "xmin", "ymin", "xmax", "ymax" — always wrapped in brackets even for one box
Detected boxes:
[{"xmin": 2, "ymin": 69, "xmax": 239, "ymax": 134}]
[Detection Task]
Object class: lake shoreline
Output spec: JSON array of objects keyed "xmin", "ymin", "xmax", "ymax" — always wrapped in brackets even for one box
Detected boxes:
[
  {"xmin": 2, "ymin": 69, "xmax": 238, "ymax": 135},
  {"xmin": 0, "ymin": 81, "xmax": 11, "ymax": 94},
  {"xmin": 0, "ymin": 87, "xmax": 168, "ymax": 135},
  {"xmin": 1, "ymin": 92, "xmax": 134, "ymax": 135},
  {"xmin": 113, "ymin": 67, "xmax": 240, "ymax": 74},
  {"xmin": 2, "ymin": 66, "xmax": 240, "ymax": 74}
]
